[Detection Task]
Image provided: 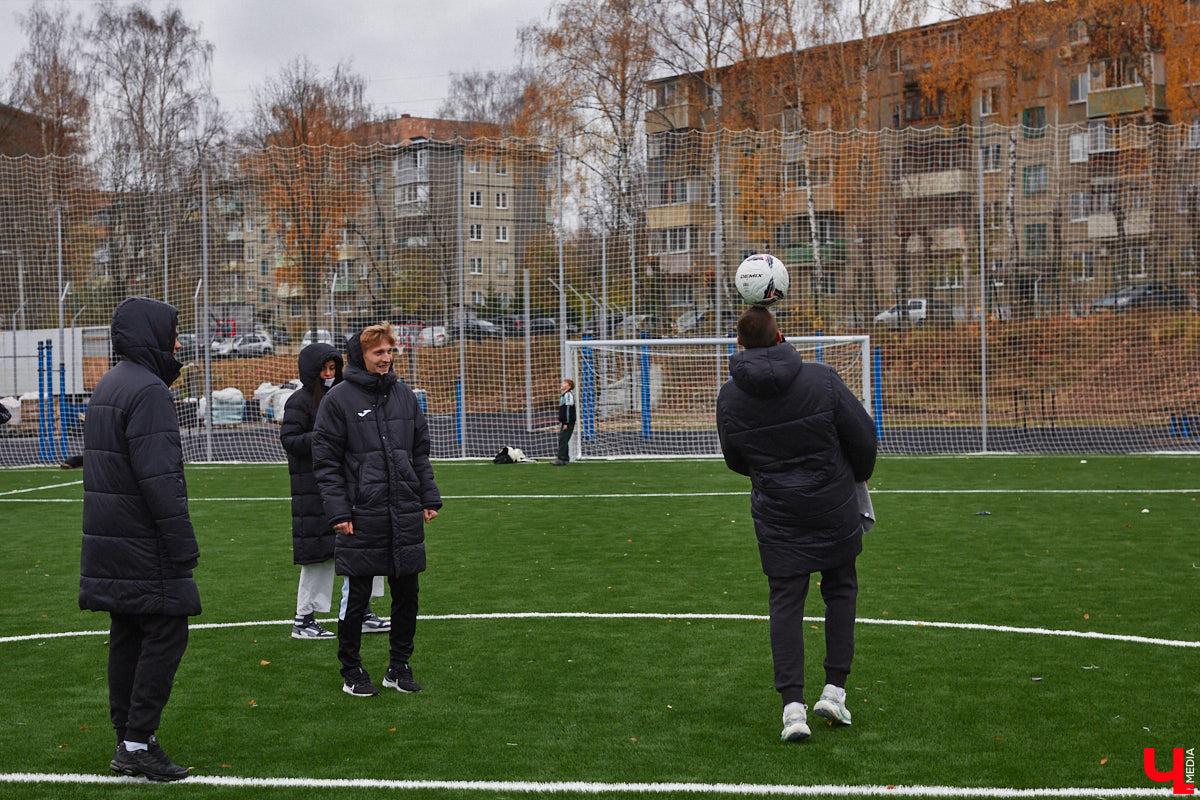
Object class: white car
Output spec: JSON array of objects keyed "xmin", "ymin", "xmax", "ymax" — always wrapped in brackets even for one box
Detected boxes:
[
  {"xmin": 300, "ymin": 329, "xmax": 342, "ymax": 348},
  {"xmin": 419, "ymin": 326, "xmax": 448, "ymax": 347},
  {"xmin": 873, "ymin": 299, "xmax": 953, "ymax": 328}
]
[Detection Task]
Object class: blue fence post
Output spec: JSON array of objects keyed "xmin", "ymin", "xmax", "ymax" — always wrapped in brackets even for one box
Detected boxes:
[
  {"xmin": 727, "ymin": 342, "xmax": 735, "ymax": 379},
  {"xmin": 815, "ymin": 328, "xmax": 823, "ymax": 363},
  {"xmin": 455, "ymin": 380, "xmax": 463, "ymax": 447},
  {"xmin": 1170, "ymin": 414, "xmax": 1179, "ymax": 437},
  {"xmin": 872, "ymin": 346, "xmax": 883, "ymax": 442},
  {"xmin": 640, "ymin": 345, "xmax": 651, "ymax": 441},
  {"xmin": 1183, "ymin": 415, "xmax": 1191, "ymax": 438},
  {"xmin": 59, "ymin": 360, "xmax": 67, "ymax": 460},
  {"xmin": 37, "ymin": 342, "xmax": 48, "ymax": 463},
  {"xmin": 581, "ymin": 342, "xmax": 595, "ymax": 441}
]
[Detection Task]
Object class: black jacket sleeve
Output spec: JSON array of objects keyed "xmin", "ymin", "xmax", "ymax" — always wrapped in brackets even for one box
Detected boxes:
[
  {"xmin": 832, "ymin": 374, "xmax": 877, "ymax": 483},
  {"xmin": 715, "ymin": 389, "xmax": 750, "ymax": 477},
  {"xmin": 312, "ymin": 393, "xmax": 352, "ymax": 526},
  {"xmin": 410, "ymin": 401, "xmax": 442, "ymax": 510},
  {"xmin": 126, "ymin": 381, "xmax": 199, "ymax": 566},
  {"xmin": 279, "ymin": 391, "xmax": 313, "ymax": 458}
]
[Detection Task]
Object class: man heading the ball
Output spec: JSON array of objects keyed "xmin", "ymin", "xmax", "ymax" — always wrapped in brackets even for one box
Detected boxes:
[{"xmin": 716, "ymin": 305, "xmax": 877, "ymax": 742}]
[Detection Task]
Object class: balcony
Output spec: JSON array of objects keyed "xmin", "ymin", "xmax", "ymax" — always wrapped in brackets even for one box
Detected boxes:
[
  {"xmin": 645, "ymin": 103, "xmax": 700, "ymax": 134},
  {"xmin": 656, "ymin": 252, "xmax": 697, "ymax": 274},
  {"xmin": 1087, "ymin": 85, "xmax": 1166, "ymax": 118},
  {"xmin": 647, "ymin": 203, "xmax": 711, "ymax": 229},
  {"xmin": 901, "ymin": 169, "xmax": 972, "ymax": 199},
  {"xmin": 1087, "ymin": 208, "xmax": 1151, "ymax": 239},
  {"xmin": 782, "ymin": 239, "xmax": 846, "ymax": 263}
]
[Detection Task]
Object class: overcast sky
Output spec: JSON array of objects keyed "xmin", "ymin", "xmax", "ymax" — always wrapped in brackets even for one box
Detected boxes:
[{"xmin": 0, "ymin": 0, "xmax": 553, "ymax": 120}]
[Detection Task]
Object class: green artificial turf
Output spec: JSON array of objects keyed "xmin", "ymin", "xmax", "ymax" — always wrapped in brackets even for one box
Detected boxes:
[{"xmin": 0, "ymin": 455, "xmax": 1196, "ymax": 798}]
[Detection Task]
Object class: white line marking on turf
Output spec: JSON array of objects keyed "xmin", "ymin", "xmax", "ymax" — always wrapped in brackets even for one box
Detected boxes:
[
  {"xmin": 0, "ymin": 774, "xmax": 1167, "ymax": 796},
  {"xmin": 2, "ymin": 612, "xmax": 1196, "ymax": 648},
  {"xmin": 0, "ymin": 480, "xmax": 82, "ymax": 497},
  {"xmin": 3, "ymin": 488, "xmax": 1199, "ymax": 503}
]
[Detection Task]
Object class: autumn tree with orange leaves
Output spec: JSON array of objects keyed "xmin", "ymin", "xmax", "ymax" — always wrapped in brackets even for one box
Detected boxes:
[{"xmin": 244, "ymin": 57, "xmax": 370, "ymax": 339}]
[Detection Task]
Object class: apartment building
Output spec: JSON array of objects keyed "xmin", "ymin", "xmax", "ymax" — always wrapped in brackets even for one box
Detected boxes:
[{"xmin": 643, "ymin": 4, "xmax": 1200, "ymax": 323}]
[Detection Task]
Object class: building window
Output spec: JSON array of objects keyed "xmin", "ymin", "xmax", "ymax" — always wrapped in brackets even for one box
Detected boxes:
[
  {"xmin": 260, "ymin": 288, "xmax": 269, "ymax": 304},
  {"xmin": 499, "ymin": 291, "xmax": 511, "ymax": 308},
  {"xmin": 1074, "ymin": 251, "xmax": 1095, "ymax": 280},
  {"xmin": 495, "ymin": 160, "xmax": 507, "ymax": 176},
  {"xmin": 709, "ymin": 230, "xmax": 719, "ymax": 255},
  {"xmin": 980, "ymin": 87, "xmax": 997, "ymax": 117},
  {"xmin": 469, "ymin": 224, "xmax": 482, "ymax": 241},
  {"xmin": 1023, "ymin": 164, "xmax": 1048, "ymax": 194},
  {"xmin": 1069, "ymin": 72, "xmax": 1089, "ymax": 104},
  {"xmin": 470, "ymin": 290, "xmax": 485, "ymax": 306},
  {"xmin": 394, "ymin": 183, "xmax": 427, "ymax": 205},
  {"xmin": 260, "ymin": 228, "xmax": 267, "ymax": 243},
  {"xmin": 495, "ymin": 192, "xmax": 509, "ymax": 209},
  {"xmin": 893, "ymin": 47, "xmax": 903, "ymax": 72},
  {"xmin": 667, "ymin": 284, "xmax": 694, "ymax": 306},
  {"xmin": 495, "ymin": 225, "xmax": 509, "ymax": 242},
  {"xmin": 469, "ymin": 257, "xmax": 483, "ymax": 275},
  {"xmin": 1089, "ymin": 121, "xmax": 1112, "ymax": 153},
  {"xmin": 1069, "ymin": 191, "xmax": 1090, "ymax": 221},
  {"xmin": 415, "ymin": 150, "xmax": 427, "ymax": 169},
  {"xmin": 496, "ymin": 257, "xmax": 509, "ymax": 275},
  {"xmin": 1022, "ymin": 106, "xmax": 1046, "ymax": 138},
  {"xmin": 1025, "ymin": 223, "xmax": 1048, "ymax": 255},
  {"xmin": 890, "ymin": 156, "xmax": 904, "ymax": 182},
  {"xmin": 1189, "ymin": 121, "xmax": 1200, "ymax": 149},
  {"xmin": 1068, "ymin": 20, "xmax": 1088, "ymax": 44},
  {"xmin": 260, "ymin": 258, "xmax": 269, "ymax": 276},
  {"xmin": 468, "ymin": 159, "xmax": 482, "ymax": 173},
  {"xmin": 891, "ymin": 103, "xmax": 902, "ymax": 129},
  {"xmin": 469, "ymin": 190, "xmax": 482, "ymax": 207},
  {"xmin": 651, "ymin": 178, "xmax": 689, "ymax": 206},
  {"xmin": 784, "ymin": 161, "xmax": 807, "ymax": 188},
  {"xmin": 982, "ymin": 143, "xmax": 1001, "ymax": 172},
  {"xmin": 1069, "ymin": 132, "xmax": 1089, "ymax": 163}
]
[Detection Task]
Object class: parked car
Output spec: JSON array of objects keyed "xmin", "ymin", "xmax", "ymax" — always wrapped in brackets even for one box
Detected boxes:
[
  {"xmin": 490, "ymin": 314, "xmax": 527, "ymax": 337},
  {"xmin": 581, "ymin": 313, "xmax": 625, "ymax": 338},
  {"xmin": 211, "ymin": 332, "xmax": 273, "ymax": 358},
  {"xmin": 176, "ymin": 333, "xmax": 199, "ymax": 363},
  {"xmin": 873, "ymin": 298, "xmax": 953, "ymax": 328},
  {"xmin": 419, "ymin": 325, "xmax": 448, "ymax": 347},
  {"xmin": 673, "ymin": 308, "xmax": 738, "ymax": 336},
  {"xmin": 451, "ymin": 318, "xmax": 501, "ymax": 341},
  {"xmin": 1089, "ymin": 283, "xmax": 1192, "ymax": 313},
  {"xmin": 256, "ymin": 325, "xmax": 290, "ymax": 346},
  {"xmin": 300, "ymin": 329, "xmax": 344, "ymax": 349},
  {"xmin": 616, "ymin": 314, "xmax": 662, "ymax": 337}
]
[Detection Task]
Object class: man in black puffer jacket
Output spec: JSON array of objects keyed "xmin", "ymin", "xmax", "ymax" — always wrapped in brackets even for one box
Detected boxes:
[
  {"xmin": 313, "ymin": 324, "xmax": 441, "ymax": 697},
  {"xmin": 716, "ymin": 305, "xmax": 876, "ymax": 743},
  {"xmin": 80, "ymin": 297, "xmax": 198, "ymax": 782}
]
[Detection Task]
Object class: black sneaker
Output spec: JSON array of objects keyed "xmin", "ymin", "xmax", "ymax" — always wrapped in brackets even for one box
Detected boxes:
[
  {"xmin": 109, "ymin": 740, "xmax": 189, "ymax": 782},
  {"xmin": 342, "ymin": 667, "xmax": 379, "ymax": 697},
  {"xmin": 383, "ymin": 662, "xmax": 422, "ymax": 693}
]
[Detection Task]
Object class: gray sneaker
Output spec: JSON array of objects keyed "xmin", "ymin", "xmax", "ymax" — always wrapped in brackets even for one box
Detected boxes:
[
  {"xmin": 781, "ymin": 701, "xmax": 810, "ymax": 741},
  {"xmin": 291, "ymin": 614, "xmax": 335, "ymax": 639},
  {"xmin": 813, "ymin": 684, "xmax": 852, "ymax": 726},
  {"xmin": 362, "ymin": 609, "xmax": 390, "ymax": 633}
]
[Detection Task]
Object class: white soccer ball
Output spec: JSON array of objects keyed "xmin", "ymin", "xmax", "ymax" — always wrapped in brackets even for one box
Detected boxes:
[{"xmin": 735, "ymin": 253, "xmax": 789, "ymax": 306}]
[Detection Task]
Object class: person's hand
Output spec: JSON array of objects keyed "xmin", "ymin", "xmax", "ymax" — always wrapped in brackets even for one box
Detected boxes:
[
  {"xmin": 562, "ymin": 424, "xmax": 568, "ymax": 431},
  {"xmin": 334, "ymin": 521, "xmax": 353, "ymax": 535},
  {"xmin": 423, "ymin": 508, "xmax": 438, "ymax": 523}
]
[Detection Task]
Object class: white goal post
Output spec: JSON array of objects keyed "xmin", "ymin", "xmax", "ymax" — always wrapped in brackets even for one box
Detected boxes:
[{"xmin": 564, "ymin": 335, "xmax": 873, "ymax": 460}]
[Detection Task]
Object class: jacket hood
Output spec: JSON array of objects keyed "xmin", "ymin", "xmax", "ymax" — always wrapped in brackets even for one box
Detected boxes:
[
  {"xmin": 297, "ymin": 343, "xmax": 342, "ymax": 389},
  {"xmin": 110, "ymin": 297, "xmax": 182, "ymax": 386},
  {"xmin": 728, "ymin": 341, "xmax": 803, "ymax": 398},
  {"xmin": 345, "ymin": 329, "xmax": 366, "ymax": 370}
]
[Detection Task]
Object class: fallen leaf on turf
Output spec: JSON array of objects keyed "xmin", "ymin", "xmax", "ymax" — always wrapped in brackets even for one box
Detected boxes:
[
  {"xmin": 630, "ymin": 737, "xmax": 637, "ymax": 742},
  {"xmin": 79, "ymin": 727, "xmax": 88, "ymax": 731},
  {"xmin": 1100, "ymin": 758, "xmax": 1108, "ymax": 765},
  {"xmin": 260, "ymin": 660, "xmax": 270, "ymax": 666},
  {"xmin": 1083, "ymin": 613, "xmax": 1090, "ymax": 619},
  {"xmin": 248, "ymin": 700, "xmax": 257, "ymax": 706},
  {"xmin": 389, "ymin": 727, "xmax": 396, "ymax": 732},
  {"xmin": 995, "ymin": 737, "xmax": 1002, "ymax": 741},
  {"xmin": 221, "ymin": 764, "xmax": 230, "ymax": 769},
  {"xmin": 57, "ymin": 744, "xmax": 66, "ymax": 749}
]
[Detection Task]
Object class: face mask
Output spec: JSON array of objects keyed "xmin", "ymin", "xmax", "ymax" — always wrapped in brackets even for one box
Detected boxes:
[{"xmin": 323, "ymin": 378, "xmax": 335, "ymax": 388}]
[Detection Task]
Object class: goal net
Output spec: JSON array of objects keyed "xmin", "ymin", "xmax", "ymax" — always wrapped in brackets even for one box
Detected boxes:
[{"xmin": 565, "ymin": 336, "xmax": 872, "ymax": 459}]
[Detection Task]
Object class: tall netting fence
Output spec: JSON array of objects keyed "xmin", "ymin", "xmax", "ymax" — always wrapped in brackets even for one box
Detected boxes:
[{"xmin": 1, "ymin": 125, "xmax": 1198, "ymax": 466}]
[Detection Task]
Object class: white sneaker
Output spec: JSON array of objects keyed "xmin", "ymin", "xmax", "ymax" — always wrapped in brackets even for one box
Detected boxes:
[
  {"xmin": 813, "ymin": 684, "xmax": 852, "ymax": 726},
  {"xmin": 780, "ymin": 702, "xmax": 810, "ymax": 741}
]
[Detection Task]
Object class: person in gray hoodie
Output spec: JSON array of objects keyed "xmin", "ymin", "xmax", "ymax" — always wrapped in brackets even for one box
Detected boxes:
[
  {"xmin": 80, "ymin": 297, "xmax": 197, "ymax": 781},
  {"xmin": 716, "ymin": 305, "xmax": 876, "ymax": 742}
]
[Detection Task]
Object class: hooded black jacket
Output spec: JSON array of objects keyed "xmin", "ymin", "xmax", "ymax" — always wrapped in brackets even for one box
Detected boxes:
[
  {"xmin": 716, "ymin": 342, "xmax": 876, "ymax": 576},
  {"xmin": 312, "ymin": 330, "xmax": 441, "ymax": 577},
  {"xmin": 79, "ymin": 297, "xmax": 201, "ymax": 616},
  {"xmin": 280, "ymin": 343, "xmax": 343, "ymax": 565}
]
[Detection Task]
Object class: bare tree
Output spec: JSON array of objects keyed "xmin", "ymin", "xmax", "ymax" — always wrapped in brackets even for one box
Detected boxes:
[
  {"xmin": 244, "ymin": 56, "xmax": 371, "ymax": 338},
  {"xmin": 8, "ymin": 0, "xmax": 91, "ymax": 158},
  {"xmin": 87, "ymin": 0, "xmax": 222, "ymax": 309}
]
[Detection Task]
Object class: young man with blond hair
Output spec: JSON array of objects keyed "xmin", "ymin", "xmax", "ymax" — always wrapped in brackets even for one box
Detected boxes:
[{"xmin": 313, "ymin": 324, "xmax": 442, "ymax": 696}]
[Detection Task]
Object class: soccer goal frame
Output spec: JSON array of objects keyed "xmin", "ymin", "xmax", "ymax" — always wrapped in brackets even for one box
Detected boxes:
[{"xmin": 564, "ymin": 335, "xmax": 873, "ymax": 460}]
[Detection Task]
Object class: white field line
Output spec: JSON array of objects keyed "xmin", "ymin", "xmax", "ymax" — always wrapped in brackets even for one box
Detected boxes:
[
  {"xmin": 0, "ymin": 774, "xmax": 1168, "ymax": 796},
  {"xmin": 2, "ymin": 611, "xmax": 1196, "ymax": 649},
  {"xmin": 0, "ymin": 480, "xmax": 82, "ymax": 497},
  {"xmin": 3, "ymin": 487, "xmax": 1200, "ymax": 503}
]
